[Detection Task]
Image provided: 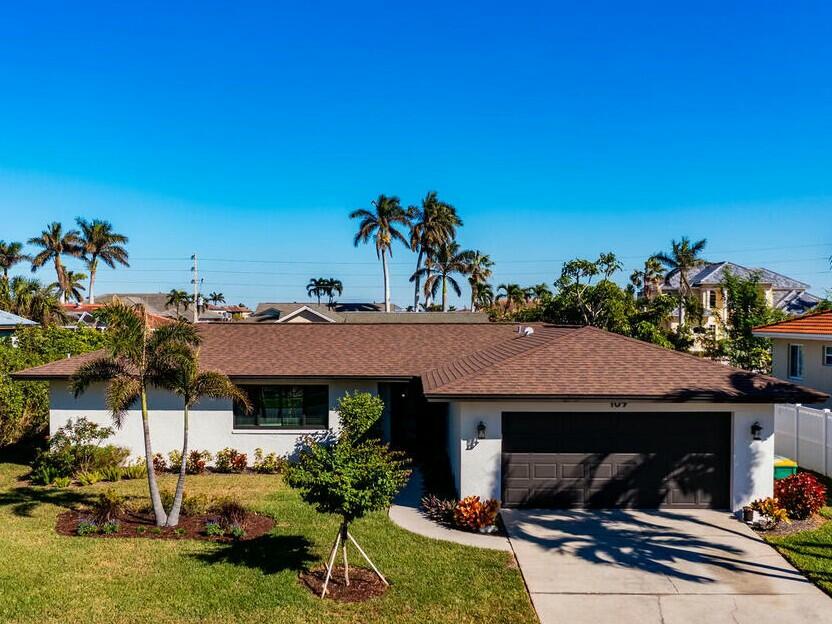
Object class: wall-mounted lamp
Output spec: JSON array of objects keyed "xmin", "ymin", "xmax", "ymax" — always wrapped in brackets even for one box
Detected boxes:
[
  {"xmin": 476, "ymin": 421, "xmax": 487, "ymax": 440},
  {"xmin": 751, "ymin": 421, "xmax": 762, "ymax": 441}
]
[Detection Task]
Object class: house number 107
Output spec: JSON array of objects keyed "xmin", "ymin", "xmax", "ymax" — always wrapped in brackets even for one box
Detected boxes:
[{"xmin": 610, "ymin": 401, "xmax": 628, "ymax": 408}]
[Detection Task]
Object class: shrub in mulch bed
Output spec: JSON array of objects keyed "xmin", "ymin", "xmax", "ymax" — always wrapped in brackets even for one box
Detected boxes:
[
  {"xmin": 299, "ymin": 565, "xmax": 389, "ymax": 602},
  {"xmin": 55, "ymin": 510, "xmax": 274, "ymax": 542}
]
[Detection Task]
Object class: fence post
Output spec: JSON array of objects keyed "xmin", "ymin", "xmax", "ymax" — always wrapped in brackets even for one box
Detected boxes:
[
  {"xmin": 794, "ymin": 404, "xmax": 802, "ymax": 463},
  {"xmin": 824, "ymin": 409, "xmax": 831, "ymax": 477}
]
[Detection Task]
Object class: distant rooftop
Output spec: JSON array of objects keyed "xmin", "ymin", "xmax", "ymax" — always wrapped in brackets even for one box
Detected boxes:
[
  {"xmin": 0, "ymin": 309, "xmax": 38, "ymax": 328},
  {"xmin": 664, "ymin": 261, "xmax": 811, "ymax": 291},
  {"xmin": 247, "ymin": 302, "xmax": 488, "ymax": 323}
]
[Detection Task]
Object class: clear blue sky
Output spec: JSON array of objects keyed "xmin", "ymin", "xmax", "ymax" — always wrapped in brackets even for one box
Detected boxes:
[{"xmin": 2, "ymin": 1, "xmax": 830, "ymax": 308}]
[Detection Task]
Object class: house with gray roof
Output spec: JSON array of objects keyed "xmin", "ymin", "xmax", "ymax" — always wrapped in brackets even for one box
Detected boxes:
[{"xmin": 0, "ymin": 310, "xmax": 38, "ymax": 337}]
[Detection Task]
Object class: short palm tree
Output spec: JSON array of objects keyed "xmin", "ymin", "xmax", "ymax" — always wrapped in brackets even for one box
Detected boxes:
[
  {"xmin": 207, "ymin": 292, "xmax": 225, "ymax": 305},
  {"xmin": 324, "ymin": 278, "xmax": 343, "ymax": 305},
  {"xmin": 28, "ymin": 222, "xmax": 83, "ymax": 303},
  {"xmin": 654, "ymin": 237, "xmax": 707, "ymax": 326},
  {"xmin": 52, "ymin": 270, "xmax": 87, "ymax": 304},
  {"xmin": 630, "ymin": 257, "xmax": 665, "ymax": 299},
  {"xmin": 408, "ymin": 192, "xmax": 462, "ymax": 310},
  {"xmin": 76, "ymin": 218, "xmax": 129, "ymax": 304},
  {"xmin": 527, "ymin": 282, "xmax": 552, "ymax": 303},
  {"xmin": 473, "ymin": 282, "xmax": 494, "ymax": 310},
  {"xmin": 0, "ymin": 241, "xmax": 31, "ymax": 284},
  {"xmin": 71, "ymin": 303, "xmax": 201, "ymax": 526},
  {"xmin": 410, "ymin": 241, "xmax": 472, "ymax": 311},
  {"xmin": 0, "ymin": 276, "xmax": 65, "ymax": 325},
  {"xmin": 465, "ymin": 250, "xmax": 493, "ymax": 311},
  {"xmin": 166, "ymin": 289, "xmax": 191, "ymax": 318},
  {"xmin": 307, "ymin": 277, "xmax": 328, "ymax": 305},
  {"xmin": 350, "ymin": 195, "xmax": 410, "ymax": 312},
  {"xmin": 164, "ymin": 349, "xmax": 250, "ymax": 527},
  {"xmin": 496, "ymin": 283, "xmax": 526, "ymax": 311}
]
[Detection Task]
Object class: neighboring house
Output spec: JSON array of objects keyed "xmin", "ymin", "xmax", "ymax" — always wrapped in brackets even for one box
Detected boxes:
[
  {"xmin": 0, "ymin": 310, "xmax": 37, "ymax": 337},
  {"xmin": 753, "ymin": 310, "xmax": 832, "ymax": 409},
  {"xmin": 247, "ymin": 302, "xmax": 487, "ymax": 323},
  {"xmin": 203, "ymin": 304, "xmax": 251, "ymax": 321},
  {"xmin": 62, "ymin": 302, "xmax": 171, "ymax": 330},
  {"xmin": 96, "ymin": 293, "xmax": 179, "ymax": 318},
  {"xmin": 663, "ymin": 262, "xmax": 821, "ymax": 345},
  {"xmin": 15, "ymin": 323, "xmax": 826, "ymax": 513}
]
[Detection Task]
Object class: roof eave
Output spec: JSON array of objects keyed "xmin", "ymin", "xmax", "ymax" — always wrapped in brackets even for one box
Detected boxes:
[{"xmin": 424, "ymin": 392, "xmax": 828, "ymax": 404}]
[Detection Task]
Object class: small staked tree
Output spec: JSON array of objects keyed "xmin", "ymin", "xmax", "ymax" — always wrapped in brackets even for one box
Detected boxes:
[
  {"xmin": 70, "ymin": 303, "xmax": 200, "ymax": 525},
  {"xmin": 285, "ymin": 392, "xmax": 410, "ymax": 597},
  {"xmin": 164, "ymin": 349, "xmax": 251, "ymax": 527}
]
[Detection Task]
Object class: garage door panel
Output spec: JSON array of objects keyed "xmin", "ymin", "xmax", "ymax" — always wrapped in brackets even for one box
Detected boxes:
[{"xmin": 501, "ymin": 412, "xmax": 730, "ymax": 509}]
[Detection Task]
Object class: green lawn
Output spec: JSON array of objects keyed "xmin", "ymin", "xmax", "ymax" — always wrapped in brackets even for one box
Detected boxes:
[{"xmin": 0, "ymin": 461, "xmax": 536, "ymax": 624}]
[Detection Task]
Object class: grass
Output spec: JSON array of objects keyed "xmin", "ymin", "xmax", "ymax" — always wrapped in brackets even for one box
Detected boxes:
[
  {"xmin": 0, "ymin": 461, "xmax": 536, "ymax": 624},
  {"xmin": 764, "ymin": 470, "xmax": 832, "ymax": 596}
]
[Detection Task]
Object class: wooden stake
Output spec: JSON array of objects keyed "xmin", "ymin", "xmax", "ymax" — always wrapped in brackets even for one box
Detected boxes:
[
  {"xmin": 342, "ymin": 523, "xmax": 350, "ymax": 586},
  {"xmin": 321, "ymin": 529, "xmax": 342, "ymax": 598},
  {"xmin": 347, "ymin": 531, "xmax": 389, "ymax": 586}
]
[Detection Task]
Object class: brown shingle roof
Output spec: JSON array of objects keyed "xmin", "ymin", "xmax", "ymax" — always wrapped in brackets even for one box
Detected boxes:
[
  {"xmin": 13, "ymin": 323, "xmax": 826, "ymax": 403},
  {"xmin": 753, "ymin": 310, "xmax": 832, "ymax": 337}
]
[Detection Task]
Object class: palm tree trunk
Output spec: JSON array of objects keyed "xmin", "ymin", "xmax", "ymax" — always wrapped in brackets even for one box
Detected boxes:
[
  {"xmin": 413, "ymin": 249, "xmax": 424, "ymax": 311},
  {"xmin": 141, "ymin": 390, "xmax": 167, "ymax": 526},
  {"xmin": 424, "ymin": 259, "xmax": 433, "ymax": 308},
  {"xmin": 382, "ymin": 249, "xmax": 390, "ymax": 312},
  {"xmin": 54, "ymin": 257, "xmax": 66, "ymax": 304},
  {"xmin": 442, "ymin": 275, "xmax": 448, "ymax": 311},
  {"xmin": 471, "ymin": 285, "xmax": 476, "ymax": 312},
  {"xmin": 166, "ymin": 404, "xmax": 189, "ymax": 527},
  {"xmin": 88, "ymin": 258, "xmax": 98, "ymax": 304}
]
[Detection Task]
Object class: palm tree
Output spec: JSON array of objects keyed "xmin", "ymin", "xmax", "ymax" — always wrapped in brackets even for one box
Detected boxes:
[
  {"xmin": 76, "ymin": 218, "xmax": 129, "ymax": 304},
  {"xmin": 496, "ymin": 283, "xmax": 526, "ymax": 311},
  {"xmin": 71, "ymin": 303, "xmax": 200, "ymax": 526},
  {"xmin": 306, "ymin": 277, "xmax": 328, "ymax": 305},
  {"xmin": 206, "ymin": 292, "xmax": 225, "ymax": 305},
  {"xmin": 408, "ymin": 192, "xmax": 462, "ymax": 310},
  {"xmin": 654, "ymin": 237, "xmax": 708, "ymax": 326},
  {"xmin": 465, "ymin": 251, "xmax": 493, "ymax": 311},
  {"xmin": 473, "ymin": 283, "xmax": 494, "ymax": 310},
  {"xmin": 527, "ymin": 283, "xmax": 552, "ymax": 303},
  {"xmin": 165, "ymin": 289, "xmax": 191, "ymax": 318},
  {"xmin": 629, "ymin": 257, "xmax": 665, "ymax": 299},
  {"xmin": 410, "ymin": 241, "xmax": 472, "ymax": 311},
  {"xmin": 165, "ymin": 349, "xmax": 250, "ymax": 527},
  {"xmin": 0, "ymin": 276, "xmax": 66, "ymax": 325},
  {"xmin": 28, "ymin": 222, "xmax": 83, "ymax": 303},
  {"xmin": 52, "ymin": 270, "xmax": 87, "ymax": 304},
  {"xmin": 350, "ymin": 195, "xmax": 410, "ymax": 312},
  {"xmin": 0, "ymin": 241, "xmax": 31, "ymax": 284},
  {"xmin": 324, "ymin": 277, "xmax": 343, "ymax": 305}
]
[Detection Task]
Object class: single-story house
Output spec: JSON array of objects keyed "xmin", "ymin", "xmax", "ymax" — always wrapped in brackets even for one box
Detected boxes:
[
  {"xmin": 0, "ymin": 309, "xmax": 38, "ymax": 337},
  {"xmin": 753, "ymin": 310, "xmax": 832, "ymax": 409},
  {"xmin": 13, "ymin": 322, "xmax": 827, "ymax": 512}
]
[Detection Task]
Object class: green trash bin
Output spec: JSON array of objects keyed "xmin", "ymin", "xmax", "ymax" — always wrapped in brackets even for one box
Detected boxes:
[{"xmin": 774, "ymin": 455, "xmax": 798, "ymax": 480}]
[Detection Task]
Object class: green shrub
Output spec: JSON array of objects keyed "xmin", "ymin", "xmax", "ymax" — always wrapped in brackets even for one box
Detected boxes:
[
  {"xmin": 92, "ymin": 489, "xmax": 126, "ymax": 524},
  {"xmin": 85, "ymin": 445, "xmax": 130, "ymax": 472},
  {"xmin": 77, "ymin": 471, "xmax": 103, "ymax": 486},
  {"xmin": 174, "ymin": 527, "xmax": 186, "ymax": 537},
  {"xmin": 168, "ymin": 450, "xmax": 183, "ymax": 473},
  {"xmin": 135, "ymin": 526, "xmax": 147, "ymax": 535},
  {"xmin": 121, "ymin": 461, "xmax": 147, "ymax": 480},
  {"xmin": 215, "ymin": 448, "xmax": 247, "ymax": 473},
  {"xmin": 253, "ymin": 448, "xmax": 286, "ymax": 474},
  {"xmin": 204, "ymin": 522, "xmax": 224, "ymax": 537},
  {"xmin": 158, "ymin": 489, "xmax": 212, "ymax": 516},
  {"xmin": 52, "ymin": 476, "xmax": 72, "ymax": 488},
  {"xmin": 31, "ymin": 448, "xmax": 74, "ymax": 483},
  {"xmin": 31, "ymin": 464, "xmax": 60, "ymax": 486},
  {"xmin": 151, "ymin": 527, "xmax": 162, "ymax": 535},
  {"xmin": 229, "ymin": 525, "xmax": 246, "ymax": 540},
  {"xmin": 76, "ymin": 521, "xmax": 98, "ymax": 536},
  {"xmin": 100, "ymin": 521, "xmax": 119, "ymax": 535},
  {"xmin": 101, "ymin": 466, "xmax": 123, "ymax": 482}
]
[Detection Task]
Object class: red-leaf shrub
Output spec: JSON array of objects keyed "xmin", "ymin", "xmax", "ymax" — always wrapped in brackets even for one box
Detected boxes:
[{"xmin": 774, "ymin": 472, "xmax": 827, "ymax": 520}]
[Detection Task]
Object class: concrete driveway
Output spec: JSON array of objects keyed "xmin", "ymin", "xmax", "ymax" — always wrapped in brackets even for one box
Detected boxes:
[{"xmin": 502, "ymin": 509, "xmax": 832, "ymax": 624}]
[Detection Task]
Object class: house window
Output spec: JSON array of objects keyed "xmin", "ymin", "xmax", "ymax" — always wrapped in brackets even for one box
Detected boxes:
[
  {"xmin": 707, "ymin": 290, "xmax": 717, "ymax": 310},
  {"xmin": 234, "ymin": 385, "xmax": 329, "ymax": 429},
  {"xmin": 824, "ymin": 345, "xmax": 832, "ymax": 367},
  {"xmin": 788, "ymin": 344, "xmax": 804, "ymax": 379}
]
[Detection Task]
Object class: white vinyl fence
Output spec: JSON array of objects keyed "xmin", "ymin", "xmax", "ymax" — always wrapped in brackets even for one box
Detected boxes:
[{"xmin": 775, "ymin": 403, "xmax": 832, "ymax": 477}]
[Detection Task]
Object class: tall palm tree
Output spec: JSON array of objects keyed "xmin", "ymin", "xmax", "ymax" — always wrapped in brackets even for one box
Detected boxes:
[
  {"xmin": 76, "ymin": 218, "xmax": 129, "ymax": 304},
  {"xmin": 496, "ymin": 283, "xmax": 526, "ymax": 311},
  {"xmin": 165, "ymin": 349, "xmax": 250, "ymax": 527},
  {"xmin": 350, "ymin": 195, "xmax": 410, "ymax": 312},
  {"xmin": 28, "ymin": 222, "xmax": 83, "ymax": 303},
  {"xmin": 71, "ymin": 303, "xmax": 200, "ymax": 526},
  {"xmin": 629, "ymin": 257, "xmax": 665, "ymax": 299},
  {"xmin": 465, "ymin": 250, "xmax": 493, "ymax": 311},
  {"xmin": 654, "ymin": 237, "xmax": 707, "ymax": 326},
  {"xmin": 206, "ymin": 292, "xmax": 225, "ymax": 305},
  {"xmin": 324, "ymin": 277, "xmax": 343, "ymax": 305},
  {"xmin": 0, "ymin": 241, "xmax": 31, "ymax": 284},
  {"xmin": 306, "ymin": 277, "xmax": 328, "ymax": 305},
  {"xmin": 473, "ymin": 282, "xmax": 494, "ymax": 310},
  {"xmin": 410, "ymin": 241, "xmax": 472, "ymax": 311},
  {"xmin": 408, "ymin": 192, "xmax": 462, "ymax": 310},
  {"xmin": 165, "ymin": 289, "xmax": 191, "ymax": 318},
  {"xmin": 0, "ymin": 276, "xmax": 66, "ymax": 325},
  {"xmin": 51, "ymin": 270, "xmax": 87, "ymax": 304}
]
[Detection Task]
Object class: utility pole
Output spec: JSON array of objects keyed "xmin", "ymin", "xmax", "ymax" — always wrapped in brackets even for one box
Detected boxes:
[{"xmin": 191, "ymin": 254, "xmax": 200, "ymax": 324}]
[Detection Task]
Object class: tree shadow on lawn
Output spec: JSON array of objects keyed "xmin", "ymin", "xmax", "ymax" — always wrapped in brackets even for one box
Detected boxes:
[
  {"xmin": 0, "ymin": 484, "xmax": 99, "ymax": 517},
  {"xmin": 192, "ymin": 534, "xmax": 316, "ymax": 575}
]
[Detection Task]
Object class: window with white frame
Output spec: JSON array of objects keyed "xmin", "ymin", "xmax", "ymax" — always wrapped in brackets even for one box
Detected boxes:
[
  {"xmin": 788, "ymin": 344, "xmax": 804, "ymax": 379},
  {"xmin": 824, "ymin": 345, "xmax": 832, "ymax": 367},
  {"xmin": 707, "ymin": 290, "xmax": 717, "ymax": 310}
]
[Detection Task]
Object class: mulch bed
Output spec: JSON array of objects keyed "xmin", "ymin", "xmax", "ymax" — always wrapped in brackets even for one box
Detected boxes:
[
  {"xmin": 55, "ymin": 509, "xmax": 275, "ymax": 541},
  {"xmin": 753, "ymin": 514, "xmax": 828, "ymax": 537},
  {"xmin": 299, "ymin": 565, "xmax": 389, "ymax": 602}
]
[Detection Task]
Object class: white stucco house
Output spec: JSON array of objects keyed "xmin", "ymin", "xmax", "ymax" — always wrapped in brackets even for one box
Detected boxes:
[{"xmin": 14, "ymin": 322, "xmax": 828, "ymax": 513}]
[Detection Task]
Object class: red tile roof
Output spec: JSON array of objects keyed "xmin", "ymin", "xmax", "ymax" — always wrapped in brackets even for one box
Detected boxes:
[
  {"xmin": 753, "ymin": 310, "xmax": 832, "ymax": 337},
  {"xmin": 13, "ymin": 323, "xmax": 826, "ymax": 403}
]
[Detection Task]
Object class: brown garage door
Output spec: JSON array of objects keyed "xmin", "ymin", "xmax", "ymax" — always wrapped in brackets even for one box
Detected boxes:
[{"xmin": 501, "ymin": 412, "xmax": 731, "ymax": 509}]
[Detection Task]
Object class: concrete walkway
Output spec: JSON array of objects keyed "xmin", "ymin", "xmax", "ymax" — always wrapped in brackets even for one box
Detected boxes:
[
  {"xmin": 502, "ymin": 508, "xmax": 832, "ymax": 624},
  {"xmin": 388, "ymin": 470, "xmax": 511, "ymax": 551}
]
